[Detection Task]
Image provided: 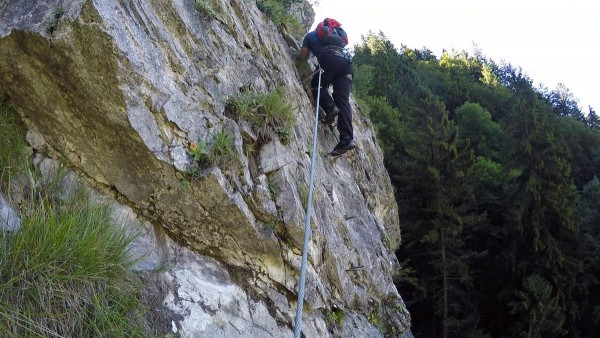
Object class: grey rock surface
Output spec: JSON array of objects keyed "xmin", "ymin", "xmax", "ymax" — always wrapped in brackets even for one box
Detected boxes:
[
  {"xmin": 0, "ymin": 192, "xmax": 20, "ymax": 232},
  {"xmin": 0, "ymin": 0, "xmax": 411, "ymax": 336}
]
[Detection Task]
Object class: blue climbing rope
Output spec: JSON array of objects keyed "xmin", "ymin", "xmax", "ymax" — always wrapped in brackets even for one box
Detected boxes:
[{"xmin": 293, "ymin": 68, "xmax": 323, "ymax": 338}]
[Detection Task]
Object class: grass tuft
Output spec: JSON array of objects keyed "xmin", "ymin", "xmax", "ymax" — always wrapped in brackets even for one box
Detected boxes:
[
  {"xmin": 0, "ymin": 101, "xmax": 28, "ymax": 189},
  {"xmin": 227, "ymin": 87, "xmax": 295, "ymax": 145},
  {"xmin": 187, "ymin": 127, "xmax": 238, "ymax": 176},
  {"xmin": 297, "ymin": 181, "xmax": 309, "ymax": 210},
  {"xmin": 0, "ymin": 186, "xmax": 147, "ymax": 337},
  {"xmin": 256, "ymin": 0, "xmax": 304, "ymax": 36},
  {"xmin": 0, "ymin": 100, "xmax": 149, "ymax": 337}
]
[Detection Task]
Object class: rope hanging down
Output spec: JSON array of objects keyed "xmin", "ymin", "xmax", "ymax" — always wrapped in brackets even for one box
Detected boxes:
[{"xmin": 293, "ymin": 68, "xmax": 323, "ymax": 338}]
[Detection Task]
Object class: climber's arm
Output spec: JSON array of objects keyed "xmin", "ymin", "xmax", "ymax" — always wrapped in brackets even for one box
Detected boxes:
[{"xmin": 299, "ymin": 47, "xmax": 310, "ymax": 61}]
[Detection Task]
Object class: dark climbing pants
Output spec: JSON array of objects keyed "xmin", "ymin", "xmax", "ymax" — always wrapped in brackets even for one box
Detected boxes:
[{"xmin": 311, "ymin": 53, "xmax": 353, "ymax": 142}]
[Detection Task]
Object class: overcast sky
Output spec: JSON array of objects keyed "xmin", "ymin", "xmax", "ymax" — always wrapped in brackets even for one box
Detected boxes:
[{"xmin": 312, "ymin": 0, "xmax": 599, "ymax": 113}]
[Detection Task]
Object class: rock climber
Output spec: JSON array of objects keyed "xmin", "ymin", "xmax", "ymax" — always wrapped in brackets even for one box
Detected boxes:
[{"xmin": 299, "ymin": 18, "xmax": 355, "ymax": 156}]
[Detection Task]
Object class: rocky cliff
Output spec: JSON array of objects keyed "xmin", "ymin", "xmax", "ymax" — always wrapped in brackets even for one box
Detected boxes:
[{"xmin": 0, "ymin": 0, "xmax": 411, "ymax": 336}]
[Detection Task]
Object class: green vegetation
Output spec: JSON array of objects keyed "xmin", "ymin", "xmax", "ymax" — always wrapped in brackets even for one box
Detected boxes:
[
  {"xmin": 0, "ymin": 188, "xmax": 146, "ymax": 337},
  {"xmin": 296, "ymin": 181, "xmax": 308, "ymax": 209},
  {"xmin": 296, "ymin": 59, "xmax": 315, "ymax": 98},
  {"xmin": 0, "ymin": 101, "xmax": 27, "ymax": 188},
  {"xmin": 324, "ymin": 309, "xmax": 344, "ymax": 327},
  {"xmin": 256, "ymin": 0, "xmax": 303, "ymax": 36},
  {"xmin": 45, "ymin": 7, "xmax": 64, "ymax": 33},
  {"xmin": 265, "ymin": 222, "xmax": 281, "ymax": 235},
  {"xmin": 226, "ymin": 87, "xmax": 295, "ymax": 145},
  {"xmin": 0, "ymin": 102, "xmax": 148, "ymax": 337},
  {"xmin": 366, "ymin": 312, "xmax": 378, "ymax": 326},
  {"xmin": 267, "ymin": 179, "xmax": 277, "ymax": 200},
  {"xmin": 194, "ymin": 0, "xmax": 217, "ymax": 19},
  {"xmin": 209, "ymin": 127, "xmax": 237, "ymax": 168},
  {"xmin": 179, "ymin": 178, "xmax": 190, "ymax": 189},
  {"xmin": 296, "ymin": 57, "xmax": 313, "ymax": 81},
  {"xmin": 187, "ymin": 127, "xmax": 237, "ymax": 176},
  {"xmin": 353, "ymin": 32, "xmax": 600, "ymax": 337}
]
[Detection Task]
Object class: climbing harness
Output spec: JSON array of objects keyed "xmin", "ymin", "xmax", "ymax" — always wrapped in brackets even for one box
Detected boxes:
[{"xmin": 293, "ymin": 68, "xmax": 323, "ymax": 338}]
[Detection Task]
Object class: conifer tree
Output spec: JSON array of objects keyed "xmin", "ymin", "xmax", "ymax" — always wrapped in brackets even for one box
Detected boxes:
[
  {"xmin": 395, "ymin": 98, "xmax": 477, "ymax": 338},
  {"xmin": 501, "ymin": 70, "xmax": 581, "ymax": 336},
  {"xmin": 352, "ymin": 35, "xmax": 600, "ymax": 337},
  {"xmin": 573, "ymin": 177, "xmax": 600, "ymax": 336},
  {"xmin": 586, "ymin": 107, "xmax": 600, "ymax": 130}
]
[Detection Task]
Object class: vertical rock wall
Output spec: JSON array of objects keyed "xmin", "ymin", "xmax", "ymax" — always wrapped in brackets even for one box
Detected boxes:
[{"xmin": 0, "ymin": 0, "xmax": 411, "ymax": 336}]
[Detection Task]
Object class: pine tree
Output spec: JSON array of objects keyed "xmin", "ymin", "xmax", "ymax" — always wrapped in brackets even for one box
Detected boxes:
[
  {"xmin": 500, "ymin": 69, "xmax": 581, "ymax": 336},
  {"xmin": 352, "ymin": 37, "xmax": 600, "ymax": 336},
  {"xmin": 573, "ymin": 177, "xmax": 600, "ymax": 336},
  {"xmin": 395, "ymin": 98, "xmax": 477, "ymax": 337},
  {"xmin": 586, "ymin": 107, "xmax": 600, "ymax": 131}
]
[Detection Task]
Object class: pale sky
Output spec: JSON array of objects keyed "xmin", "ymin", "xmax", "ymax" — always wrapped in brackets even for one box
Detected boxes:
[{"xmin": 312, "ymin": 0, "xmax": 599, "ymax": 113}]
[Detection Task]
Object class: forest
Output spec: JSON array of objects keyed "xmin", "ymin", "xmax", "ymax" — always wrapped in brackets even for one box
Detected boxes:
[{"xmin": 351, "ymin": 32, "xmax": 600, "ymax": 338}]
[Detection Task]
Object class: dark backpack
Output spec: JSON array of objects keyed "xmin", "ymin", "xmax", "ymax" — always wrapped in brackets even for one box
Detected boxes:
[{"xmin": 316, "ymin": 18, "xmax": 348, "ymax": 48}]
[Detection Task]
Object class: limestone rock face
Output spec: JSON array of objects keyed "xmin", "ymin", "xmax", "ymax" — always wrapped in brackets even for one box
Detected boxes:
[
  {"xmin": 0, "ymin": 0, "xmax": 411, "ymax": 336},
  {"xmin": 0, "ymin": 192, "xmax": 20, "ymax": 232}
]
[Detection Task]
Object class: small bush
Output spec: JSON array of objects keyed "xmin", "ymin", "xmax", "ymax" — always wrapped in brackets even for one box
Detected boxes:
[
  {"xmin": 0, "ymin": 187, "xmax": 147, "ymax": 337},
  {"xmin": 194, "ymin": 0, "xmax": 217, "ymax": 19},
  {"xmin": 256, "ymin": 0, "xmax": 285, "ymax": 25},
  {"xmin": 227, "ymin": 87, "xmax": 295, "ymax": 145}
]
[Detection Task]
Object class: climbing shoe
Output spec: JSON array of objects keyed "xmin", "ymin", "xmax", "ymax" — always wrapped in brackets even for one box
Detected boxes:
[
  {"xmin": 330, "ymin": 139, "xmax": 355, "ymax": 157},
  {"xmin": 323, "ymin": 106, "xmax": 340, "ymax": 125}
]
